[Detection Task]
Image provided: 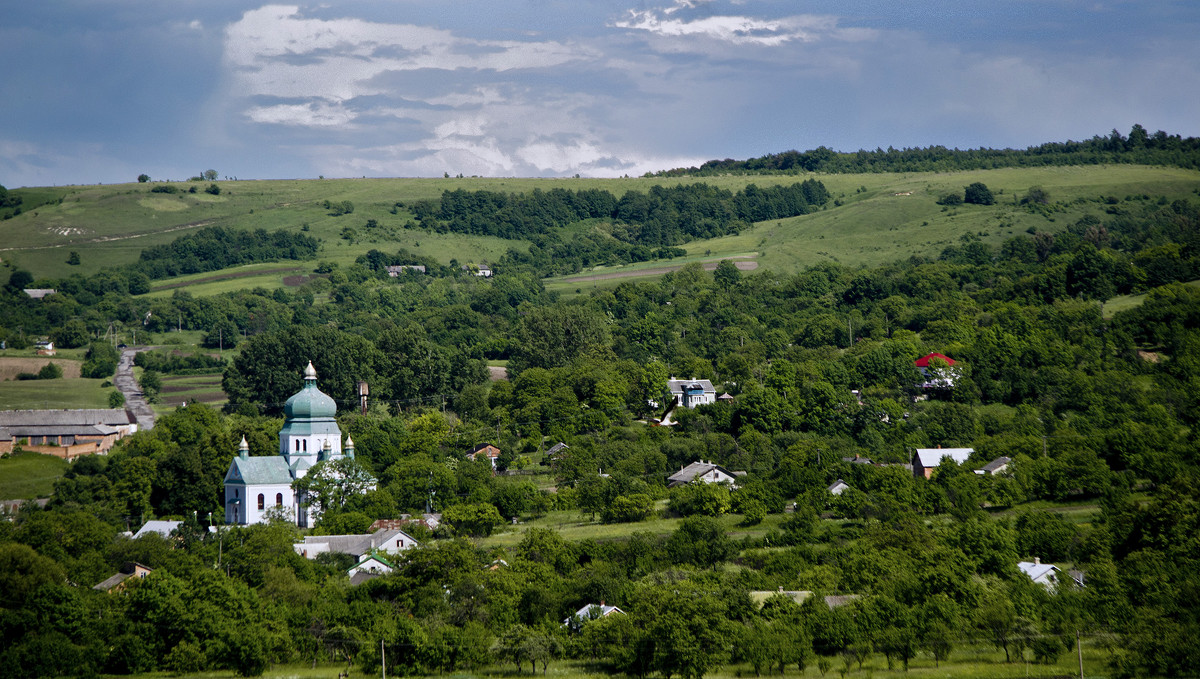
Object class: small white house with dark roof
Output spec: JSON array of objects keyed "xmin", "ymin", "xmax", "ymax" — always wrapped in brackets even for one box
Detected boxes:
[
  {"xmin": 564, "ymin": 602, "xmax": 624, "ymax": 627},
  {"xmin": 667, "ymin": 378, "xmax": 717, "ymax": 408},
  {"xmin": 912, "ymin": 447, "xmax": 974, "ymax": 479},
  {"xmin": 1019, "ymin": 557, "xmax": 1084, "ymax": 589},
  {"xmin": 294, "ymin": 527, "xmax": 419, "ymax": 560},
  {"xmin": 828, "ymin": 479, "xmax": 850, "ymax": 495},
  {"xmin": 224, "ymin": 362, "xmax": 366, "ymax": 527}
]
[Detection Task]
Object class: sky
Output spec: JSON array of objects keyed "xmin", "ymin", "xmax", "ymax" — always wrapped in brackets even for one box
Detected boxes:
[{"xmin": 2, "ymin": 1, "xmax": 1199, "ymax": 187}]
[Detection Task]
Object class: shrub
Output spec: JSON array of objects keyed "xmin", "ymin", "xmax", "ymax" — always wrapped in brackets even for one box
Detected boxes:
[
  {"xmin": 602, "ymin": 494, "xmax": 654, "ymax": 523},
  {"xmin": 37, "ymin": 363, "xmax": 62, "ymax": 380}
]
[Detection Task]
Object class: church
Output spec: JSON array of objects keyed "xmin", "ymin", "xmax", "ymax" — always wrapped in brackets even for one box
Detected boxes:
[{"xmin": 224, "ymin": 362, "xmax": 360, "ymax": 527}]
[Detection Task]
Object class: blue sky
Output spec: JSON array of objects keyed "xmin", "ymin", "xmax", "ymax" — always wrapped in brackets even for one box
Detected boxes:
[{"xmin": 2, "ymin": 1, "xmax": 1198, "ymax": 187}]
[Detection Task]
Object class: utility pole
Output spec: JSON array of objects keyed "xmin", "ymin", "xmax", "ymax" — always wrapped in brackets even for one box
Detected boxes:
[
  {"xmin": 381, "ymin": 639, "xmax": 386, "ymax": 679},
  {"xmin": 1077, "ymin": 629, "xmax": 1084, "ymax": 679}
]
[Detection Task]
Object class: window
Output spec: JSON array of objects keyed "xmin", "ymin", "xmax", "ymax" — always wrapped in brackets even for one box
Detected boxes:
[
  {"xmin": 257, "ymin": 494, "xmax": 265, "ymax": 510},
  {"xmin": 295, "ymin": 440, "xmax": 300, "ymax": 452},
  {"xmin": 276, "ymin": 493, "xmax": 283, "ymax": 506}
]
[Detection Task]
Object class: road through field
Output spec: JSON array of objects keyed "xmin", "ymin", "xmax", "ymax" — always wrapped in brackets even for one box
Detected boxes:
[{"xmin": 116, "ymin": 348, "xmax": 156, "ymax": 431}]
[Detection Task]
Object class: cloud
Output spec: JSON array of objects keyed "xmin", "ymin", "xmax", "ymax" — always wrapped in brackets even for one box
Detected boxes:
[{"xmin": 610, "ymin": 2, "xmax": 872, "ymax": 47}]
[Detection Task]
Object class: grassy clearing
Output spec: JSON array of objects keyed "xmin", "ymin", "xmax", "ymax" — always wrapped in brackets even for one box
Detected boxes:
[
  {"xmin": 1102, "ymin": 278, "xmax": 1200, "ymax": 318},
  {"xmin": 0, "ymin": 377, "xmax": 113, "ymax": 410},
  {"xmin": 0, "ymin": 451, "xmax": 69, "ymax": 499},
  {"xmin": 481, "ymin": 506, "xmax": 791, "ymax": 548}
]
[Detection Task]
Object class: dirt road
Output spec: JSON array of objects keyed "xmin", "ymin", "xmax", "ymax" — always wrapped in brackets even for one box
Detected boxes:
[{"xmin": 115, "ymin": 348, "xmax": 155, "ymax": 431}]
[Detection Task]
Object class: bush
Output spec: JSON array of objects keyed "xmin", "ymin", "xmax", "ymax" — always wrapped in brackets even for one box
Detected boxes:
[
  {"xmin": 150, "ymin": 184, "xmax": 178, "ymax": 194},
  {"xmin": 964, "ymin": 182, "xmax": 995, "ymax": 205},
  {"xmin": 937, "ymin": 192, "xmax": 963, "ymax": 206},
  {"xmin": 602, "ymin": 494, "xmax": 654, "ymax": 523},
  {"xmin": 205, "ymin": 183, "xmax": 221, "ymax": 195},
  {"xmin": 82, "ymin": 342, "xmax": 119, "ymax": 378},
  {"xmin": 36, "ymin": 363, "xmax": 62, "ymax": 380}
]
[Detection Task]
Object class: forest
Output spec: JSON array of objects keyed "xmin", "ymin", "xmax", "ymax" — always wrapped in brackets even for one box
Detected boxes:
[
  {"xmin": 1, "ymin": 160, "xmax": 1200, "ymax": 679},
  {"xmin": 652, "ymin": 125, "xmax": 1200, "ymax": 176}
]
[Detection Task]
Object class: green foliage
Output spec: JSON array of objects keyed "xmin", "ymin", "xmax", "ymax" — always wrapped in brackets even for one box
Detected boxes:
[
  {"xmin": 82, "ymin": 341, "xmax": 120, "ymax": 378},
  {"xmin": 443, "ymin": 502, "xmax": 504, "ymax": 537},
  {"xmin": 964, "ymin": 182, "xmax": 995, "ymax": 205}
]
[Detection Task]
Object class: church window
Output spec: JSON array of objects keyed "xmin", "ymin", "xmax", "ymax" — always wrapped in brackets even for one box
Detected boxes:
[
  {"xmin": 295, "ymin": 440, "xmax": 300, "ymax": 452},
  {"xmin": 276, "ymin": 493, "xmax": 283, "ymax": 506},
  {"xmin": 257, "ymin": 494, "xmax": 265, "ymax": 510},
  {"xmin": 302, "ymin": 439, "xmax": 307, "ymax": 452}
]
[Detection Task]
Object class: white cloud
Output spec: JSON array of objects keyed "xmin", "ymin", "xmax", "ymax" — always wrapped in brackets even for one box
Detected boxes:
[
  {"xmin": 246, "ymin": 101, "xmax": 355, "ymax": 127},
  {"xmin": 611, "ymin": 3, "xmax": 871, "ymax": 47}
]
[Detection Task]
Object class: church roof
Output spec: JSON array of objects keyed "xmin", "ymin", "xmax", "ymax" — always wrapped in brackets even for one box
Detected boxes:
[
  {"xmin": 226, "ymin": 455, "xmax": 294, "ymax": 485},
  {"xmin": 284, "ymin": 362, "xmax": 337, "ymax": 420}
]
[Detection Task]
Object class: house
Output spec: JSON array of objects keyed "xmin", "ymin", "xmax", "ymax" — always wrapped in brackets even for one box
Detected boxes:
[
  {"xmin": 94, "ymin": 562, "xmax": 152, "ymax": 592},
  {"xmin": 667, "ymin": 378, "xmax": 717, "ymax": 409},
  {"xmin": 546, "ymin": 442, "xmax": 569, "ymax": 459},
  {"xmin": 24, "ymin": 289, "xmax": 56, "ymax": 300},
  {"xmin": 468, "ymin": 443, "xmax": 502, "ymax": 468},
  {"xmin": 0, "ymin": 408, "xmax": 137, "ymax": 458},
  {"xmin": 914, "ymin": 352, "xmax": 959, "ymax": 389},
  {"xmin": 35, "ymin": 341, "xmax": 56, "ymax": 356},
  {"xmin": 717, "ymin": 393, "xmax": 735, "ymax": 403},
  {"xmin": 224, "ymin": 362, "xmax": 372, "ymax": 527},
  {"xmin": 294, "ymin": 527, "xmax": 419, "ymax": 560},
  {"xmin": 842, "ymin": 454, "xmax": 873, "ymax": 465},
  {"xmin": 348, "ymin": 554, "xmax": 396, "ymax": 581},
  {"xmin": 132, "ymin": 520, "xmax": 182, "ymax": 540},
  {"xmin": 912, "ymin": 447, "xmax": 974, "ymax": 479},
  {"xmin": 975, "ymin": 456, "xmax": 1011, "ymax": 476},
  {"xmin": 563, "ymin": 601, "xmax": 625, "ymax": 627},
  {"xmin": 667, "ymin": 459, "xmax": 744, "ymax": 487},
  {"xmin": 385, "ymin": 265, "xmax": 426, "ymax": 277},
  {"xmin": 828, "ymin": 479, "xmax": 850, "ymax": 495},
  {"xmin": 1018, "ymin": 557, "xmax": 1084, "ymax": 589}
]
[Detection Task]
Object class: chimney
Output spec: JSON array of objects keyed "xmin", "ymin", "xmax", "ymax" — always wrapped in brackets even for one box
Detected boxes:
[
  {"xmin": 1033, "ymin": 556, "xmax": 1040, "ymax": 565},
  {"xmin": 600, "ymin": 600, "xmax": 606, "ymax": 607}
]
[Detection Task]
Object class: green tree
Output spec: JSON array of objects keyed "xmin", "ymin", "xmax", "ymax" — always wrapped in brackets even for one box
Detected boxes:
[
  {"xmin": 140, "ymin": 369, "xmax": 162, "ymax": 403},
  {"xmin": 511, "ymin": 305, "xmax": 611, "ymax": 371},
  {"xmin": 443, "ymin": 502, "xmax": 504, "ymax": 537},
  {"xmin": 963, "ymin": 182, "xmax": 995, "ymax": 205},
  {"xmin": 138, "ymin": 174, "xmax": 151, "ymax": 183},
  {"xmin": 666, "ymin": 516, "xmax": 733, "ymax": 568},
  {"xmin": 203, "ymin": 169, "xmax": 218, "ymax": 181},
  {"xmin": 67, "ymin": 251, "xmax": 81, "ymax": 265},
  {"xmin": 109, "ymin": 390, "xmax": 126, "ymax": 408},
  {"xmin": 713, "ymin": 259, "xmax": 742, "ymax": 287},
  {"xmin": 293, "ymin": 457, "xmax": 377, "ymax": 523}
]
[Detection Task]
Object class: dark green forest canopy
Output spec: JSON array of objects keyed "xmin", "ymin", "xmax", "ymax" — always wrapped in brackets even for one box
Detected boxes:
[{"xmin": 651, "ymin": 125, "xmax": 1200, "ymax": 176}]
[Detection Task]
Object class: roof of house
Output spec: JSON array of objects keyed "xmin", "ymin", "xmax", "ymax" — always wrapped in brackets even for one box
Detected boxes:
[
  {"xmin": 133, "ymin": 520, "xmax": 182, "ymax": 540},
  {"xmin": 470, "ymin": 443, "xmax": 501, "ymax": 456},
  {"xmin": 351, "ymin": 553, "xmax": 396, "ymax": 571},
  {"xmin": 298, "ymin": 527, "xmax": 418, "ymax": 558},
  {"xmin": 914, "ymin": 448, "xmax": 974, "ymax": 468},
  {"xmin": 667, "ymin": 378, "xmax": 716, "ymax": 394},
  {"xmin": 0, "ymin": 427, "xmax": 10, "ymax": 441},
  {"xmin": 0, "ymin": 409, "xmax": 134, "ymax": 427},
  {"xmin": 828, "ymin": 479, "xmax": 850, "ymax": 492},
  {"xmin": 349, "ymin": 571, "xmax": 381, "ymax": 586},
  {"xmin": 914, "ymin": 352, "xmax": 956, "ymax": 368},
  {"xmin": 546, "ymin": 442, "xmax": 569, "ymax": 456},
  {"xmin": 23, "ymin": 289, "xmax": 57, "ymax": 299},
  {"xmin": 667, "ymin": 460, "xmax": 739, "ymax": 485},
  {"xmin": 2, "ymin": 424, "xmax": 120, "ymax": 437},
  {"xmin": 977, "ymin": 456, "xmax": 1012, "ymax": 474},
  {"xmin": 1018, "ymin": 560, "xmax": 1059, "ymax": 582},
  {"xmin": 567, "ymin": 602, "xmax": 624, "ymax": 622}
]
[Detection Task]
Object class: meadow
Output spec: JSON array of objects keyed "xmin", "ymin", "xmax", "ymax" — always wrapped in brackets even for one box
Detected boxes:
[
  {"xmin": 0, "ymin": 451, "xmax": 68, "ymax": 499},
  {"xmin": 0, "ymin": 376, "xmax": 112, "ymax": 410},
  {"xmin": 5, "ymin": 166, "xmax": 1197, "ymax": 289}
]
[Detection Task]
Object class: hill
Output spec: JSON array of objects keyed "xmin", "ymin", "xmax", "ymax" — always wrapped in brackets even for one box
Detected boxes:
[{"xmin": 2, "ymin": 165, "xmax": 1198, "ymax": 288}]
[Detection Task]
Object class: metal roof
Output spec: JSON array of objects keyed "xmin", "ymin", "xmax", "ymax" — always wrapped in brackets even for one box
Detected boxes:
[
  {"xmin": 914, "ymin": 448, "xmax": 973, "ymax": 468},
  {"xmin": 226, "ymin": 455, "xmax": 294, "ymax": 485},
  {"xmin": 0, "ymin": 409, "xmax": 134, "ymax": 427}
]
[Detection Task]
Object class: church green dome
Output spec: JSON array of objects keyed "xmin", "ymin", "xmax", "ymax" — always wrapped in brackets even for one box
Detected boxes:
[{"xmin": 284, "ymin": 362, "xmax": 337, "ymax": 420}]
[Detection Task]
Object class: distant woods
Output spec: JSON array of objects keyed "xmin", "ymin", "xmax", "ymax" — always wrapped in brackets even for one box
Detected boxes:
[
  {"xmin": 408, "ymin": 180, "xmax": 830, "ymax": 246},
  {"xmin": 134, "ymin": 226, "xmax": 319, "ymax": 280},
  {"xmin": 652, "ymin": 125, "xmax": 1200, "ymax": 176}
]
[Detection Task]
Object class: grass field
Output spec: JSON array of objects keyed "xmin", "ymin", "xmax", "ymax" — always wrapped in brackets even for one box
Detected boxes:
[
  {"xmin": 0, "ymin": 357, "xmax": 82, "ymax": 380},
  {"xmin": 5, "ymin": 166, "xmax": 1198, "ymax": 287},
  {"xmin": 155, "ymin": 373, "xmax": 226, "ymax": 412},
  {"xmin": 0, "ymin": 451, "xmax": 68, "ymax": 499},
  {"xmin": 0, "ymin": 377, "xmax": 113, "ymax": 410},
  {"xmin": 1101, "ymin": 278, "xmax": 1200, "ymax": 318}
]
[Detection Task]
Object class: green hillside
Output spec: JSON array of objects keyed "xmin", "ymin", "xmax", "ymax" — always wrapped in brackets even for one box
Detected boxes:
[{"xmin": 3, "ymin": 166, "xmax": 1196, "ymax": 285}]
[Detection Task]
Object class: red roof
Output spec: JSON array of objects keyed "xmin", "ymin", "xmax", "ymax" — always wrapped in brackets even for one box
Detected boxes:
[{"xmin": 914, "ymin": 352, "xmax": 956, "ymax": 368}]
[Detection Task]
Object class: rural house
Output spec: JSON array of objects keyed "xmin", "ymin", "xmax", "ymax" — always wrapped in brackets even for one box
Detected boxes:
[
  {"xmin": 667, "ymin": 378, "xmax": 717, "ymax": 408},
  {"xmin": 912, "ymin": 447, "xmax": 974, "ymax": 479},
  {"xmin": 93, "ymin": 562, "xmax": 152, "ymax": 593},
  {"xmin": 294, "ymin": 527, "xmax": 419, "ymax": 560},
  {"xmin": 468, "ymin": 443, "xmax": 502, "ymax": 468},
  {"xmin": 667, "ymin": 459, "xmax": 744, "ymax": 487},
  {"xmin": 975, "ymin": 456, "xmax": 1011, "ymax": 475},
  {"xmin": 914, "ymin": 352, "xmax": 959, "ymax": 389}
]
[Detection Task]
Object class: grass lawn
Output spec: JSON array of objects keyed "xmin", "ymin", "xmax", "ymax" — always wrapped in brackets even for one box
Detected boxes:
[
  {"xmin": 481, "ymin": 506, "xmax": 791, "ymax": 548},
  {"xmin": 0, "ymin": 377, "xmax": 113, "ymax": 410},
  {"xmin": 0, "ymin": 451, "xmax": 69, "ymax": 499}
]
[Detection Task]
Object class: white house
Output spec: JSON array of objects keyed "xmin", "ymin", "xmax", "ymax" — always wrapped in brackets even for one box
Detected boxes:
[
  {"xmin": 914, "ymin": 353, "xmax": 959, "ymax": 389},
  {"xmin": 294, "ymin": 527, "xmax": 419, "ymax": 560},
  {"xmin": 1019, "ymin": 558, "xmax": 1084, "ymax": 589},
  {"xmin": 224, "ymin": 362, "xmax": 367, "ymax": 527},
  {"xmin": 667, "ymin": 459, "xmax": 743, "ymax": 487},
  {"xmin": 828, "ymin": 479, "xmax": 850, "ymax": 496},
  {"xmin": 563, "ymin": 602, "xmax": 624, "ymax": 627},
  {"xmin": 975, "ymin": 456, "xmax": 1011, "ymax": 476},
  {"xmin": 667, "ymin": 378, "xmax": 717, "ymax": 408},
  {"xmin": 912, "ymin": 447, "xmax": 974, "ymax": 479}
]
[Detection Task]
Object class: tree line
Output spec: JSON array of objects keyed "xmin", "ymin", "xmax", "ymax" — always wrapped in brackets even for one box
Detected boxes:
[{"xmin": 651, "ymin": 125, "xmax": 1200, "ymax": 176}]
